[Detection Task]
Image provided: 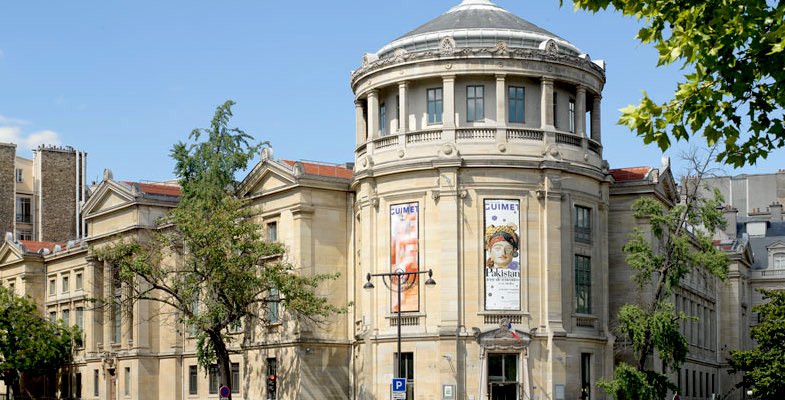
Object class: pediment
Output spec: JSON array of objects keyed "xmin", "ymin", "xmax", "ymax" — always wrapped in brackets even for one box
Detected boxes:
[
  {"xmin": 474, "ymin": 323, "xmax": 531, "ymax": 350},
  {"xmin": 82, "ymin": 180, "xmax": 134, "ymax": 217},
  {"xmin": 0, "ymin": 242, "xmax": 24, "ymax": 266},
  {"xmin": 767, "ymin": 240, "xmax": 785, "ymax": 250},
  {"xmin": 238, "ymin": 160, "xmax": 298, "ymax": 198}
]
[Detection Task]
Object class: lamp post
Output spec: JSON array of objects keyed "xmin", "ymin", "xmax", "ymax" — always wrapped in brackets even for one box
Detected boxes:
[{"xmin": 364, "ymin": 268, "xmax": 436, "ymax": 380}]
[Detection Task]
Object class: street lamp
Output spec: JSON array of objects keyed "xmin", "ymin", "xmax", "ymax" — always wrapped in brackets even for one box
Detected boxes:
[{"xmin": 364, "ymin": 268, "xmax": 436, "ymax": 380}]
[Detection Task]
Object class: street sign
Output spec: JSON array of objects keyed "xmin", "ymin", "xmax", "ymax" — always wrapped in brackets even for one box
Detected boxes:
[
  {"xmin": 392, "ymin": 378, "xmax": 406, "ymax": 399},
  {"xmin": 392, "ymin": 378, "xmax": 406, "ymax": 392},
  {"xmin": 219, "ymin": 385, "xmax": 230, "ymax": 399}
]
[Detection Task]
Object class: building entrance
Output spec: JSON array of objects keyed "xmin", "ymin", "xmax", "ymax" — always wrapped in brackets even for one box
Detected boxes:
[{"xmin": 487, "ymin": 353, "xmax": 518, "ymax": 400}]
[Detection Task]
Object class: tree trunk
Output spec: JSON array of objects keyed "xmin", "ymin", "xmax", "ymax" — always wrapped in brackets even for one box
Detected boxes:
[{"xmin": 208, "ymin": 330, "xmax": 233, "ymax": 400}]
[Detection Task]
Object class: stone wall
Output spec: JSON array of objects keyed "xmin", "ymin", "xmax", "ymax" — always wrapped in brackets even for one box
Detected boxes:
[
  {"xmin": 0, "ymin": 143, "xmax": 16, "ymax": 238},
  {"xmin": 38, "ymin": 147, "xmax": 77, "ymax": 242}
]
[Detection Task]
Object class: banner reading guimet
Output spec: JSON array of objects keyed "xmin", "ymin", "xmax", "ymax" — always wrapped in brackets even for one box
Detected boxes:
[
  {"xmin": 484, "ymin": 199, "xmax": 521, "ymax": 311},
  {"xmin": 390, "ymin": 202, "xmax": 420, "ymax": 313}
]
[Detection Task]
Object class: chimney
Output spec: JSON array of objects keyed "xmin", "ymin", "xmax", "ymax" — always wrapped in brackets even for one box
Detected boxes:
[
  {"xmin": 723, "ymin": 205, "xmax": 738, "ymax": 239},
  {"xmin": 770, "ymin": 202, "xmax": 782, "ymax": 222}
]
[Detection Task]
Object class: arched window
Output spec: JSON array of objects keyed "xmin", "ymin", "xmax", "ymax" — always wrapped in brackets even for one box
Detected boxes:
[{"xmin": 773, "ymin": 253, "xmax": 785, "ymax": 269}]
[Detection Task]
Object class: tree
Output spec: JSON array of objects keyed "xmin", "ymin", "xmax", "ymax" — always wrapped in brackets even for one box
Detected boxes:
[
  {"xmin": 565, "ymin": 0, "xmax": 785, "ymax": 167},
  {"xmin": 729, "ymin": 289, "xmax": 785, "ymax": 399},
  {"xmin": 95, "ymin": 100, "xmax": 342, "ymax": 399},
  {"xmin": 0, "ymin": 286, "xmax": 79, "ymax": 400},
  {"xmin": 599, "ymin": 152, "xmax": 729, "ymax": 399}
]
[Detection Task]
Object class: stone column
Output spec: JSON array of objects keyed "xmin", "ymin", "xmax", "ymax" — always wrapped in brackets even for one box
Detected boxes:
[
  {"xmin": 542, "ymin": 174, "xmax": 565, "ymax": 334},
  {"xmin": 591, "ymin": 95, "xmax": 602, "ymax": 142},
  {"xmin": 355, "ymin": 100, "xmax": 367, "ymax": 145},
  {"xmin": 540, "ymin": 78, "xmax": 555, "ymax": 130},
  {"xmin": 443, "ymin": 75, "xmax": 456, "ymax": 129},
  {"xmin": 495, "ymin": 74, "xmax": 507, "ymax": 126},
  {"xmin": 367, "ymin": 90, "xmax": 379, "ymax": 140},
  {"xmin": 398, "ymin": 82, "xmax": 408, "ymax": 134},
  {"xmin": 576, "ymin": 86, "xmax": 586, "ymax": 137}
]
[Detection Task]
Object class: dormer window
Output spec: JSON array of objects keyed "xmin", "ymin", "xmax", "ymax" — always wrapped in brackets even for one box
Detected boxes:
[{"xmin": 774, "ymin": 253, "xmax": 785, "ymax": 269}]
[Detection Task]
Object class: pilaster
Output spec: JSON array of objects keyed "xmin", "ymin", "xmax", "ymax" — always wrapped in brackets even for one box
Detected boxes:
[
  {"xmin": 367, "ymin": 90, "xmax": 380, "ymax": 140},
  {"xmin": 576, "ymin": 86, "xmax": 586, "ymax": 137},
  {"xmin": 398, "ymin": 82, "xmax": 408, "ymax": 134},
  {"xmin": 540, "ymin": 78, "xmax": 555, "ymax": 130},
  {"xmin": 591, "ymin": 95, "xmax": 602, "ymax": 143}
]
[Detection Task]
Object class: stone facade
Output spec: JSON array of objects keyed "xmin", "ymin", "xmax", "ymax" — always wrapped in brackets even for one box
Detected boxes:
[
  {"xmin": 0, "ymin": 143, "xmax": 16, "ymax": 238},
  {"xmin": 39, "ymin": 147, "xmax": 78, "ymax": 242}
]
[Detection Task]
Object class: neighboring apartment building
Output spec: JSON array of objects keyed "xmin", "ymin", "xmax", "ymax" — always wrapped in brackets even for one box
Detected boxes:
[
  {"xmin": 0, "ymin": 142, "xmax": 88, "ymax": 242},
  {"xmin": 0, "ymin": 1, "xmax": 761, "ymax": 399}
]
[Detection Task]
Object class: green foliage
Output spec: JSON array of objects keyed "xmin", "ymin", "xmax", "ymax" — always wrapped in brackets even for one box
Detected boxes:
[
  {"xmin": 95, "ymin": 100, "xmax": 342, "ymax": 397},
  {"xmin": 565, "ymin": 0, "xmax": 785, "ymax": 167},
  {"xmin": 600, "ymin": 181, "xmax": 728, "ymax": 398},
  {"xmin": 729, "ymin": 289, "xmax": 785, "ymax": 399},
  {"xmin": 599, "ymin": 363, "xmax": 674, "ymax": 400},
  {"xmin": 0, "ymin": 286, "xmax": 79, "ymax": 397}
]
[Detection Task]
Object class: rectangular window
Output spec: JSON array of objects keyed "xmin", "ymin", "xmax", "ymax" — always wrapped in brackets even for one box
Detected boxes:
[
  {"xmin": 553, "ymin": 92, "xmax": 558, "ymax": 129},
  {"xmin": 267, "ymin": 288, "xmax": 280, "ymax": 324},
  {"xmin": 189, "ymin": 365, "xmax": 198, "ymax": 395},
  {"xmin": 94, "ymin": 369, "xmax": 99, "ymax": 397},
  {"xmin": 394, "ymin": 352, "xmax": 414, "ymax": 399},
  {"xmin": 466, "ymin": 85, "xmax": 484, "ymax": 122},
  {"xmin": 396, "ymin": 95, "xmax": 401, "ymax": 131},
  {"xmin": 427, "ymin": 88, "xmax": 443, "ymax": 124},
  {"xmin": 231, "ymin": 363, "xmax": 240, "ymax": 393},
  {"xmin": 15, "ymin": 168, "xmax": 23, "ymax": 182},
  {"xmin": 76, "ymin": 307, "xmax": 84, "ymax": 341},
  {"xmin": 575, "ymin": 206, "xmax": 591, "ymax": 243},
  {"xmin": 569, "ymin": 98, "xmax": 576, "ymax": 133},
  {"xmin": 62, "ymin": 275, "xmax": 69, "ymax": 293},
  {"xmin": 575, "ymin": 255, "xmax": 592, "ymax": 314},
  {"xmin": 692, "ymin": 370, "xmax": 696, "ymax": 397},
  {"xmin": 76, "ymin": 372, "xmax": 82, "ymax": 399},
  {"xmin": 49, "ymin": 311, "xmax": 56, "ymax": 323},
  {"xmin": 380, "ymin": 102, "xmax": 387, "ymax": 135},
  {"xmin": 580, "ymin": 353, "xmax": 591, "ymax": 400},
  {"xmin": 699, "ymin": 371, "xmax": 703, "ymax": 397},
  {"xmin": 49, "ymin": 279, "xmax": 56, "ymax": 296},
  {"xmin": 685, "ymin": 369, "xmax": 689, "ymax": 398},
  {"xmin": 267, "ymin": 222, "xmax": 277, "ymax": 242},
  {"xmin": 508, "ymin": 86, "xmax": 525, "ymax": 123},
  {"xmin": 209, "ymin": 365, "xmax": 219, "ymax": 394},
  {"xmin": 267, "ymin": 358, "xmax": 277, "ymax": 400},
  {"xmin": 76, "ymin": 272, "xmax": 83, "ymax": 290},
  {"xmin": 112, "ymin": 299, "xmax": 121, "ymax": 343},
  {"xmin": 124, "ymin": 367, "xmax": 130, "ymax": 396},
  {"xmin": 62, "ymin": 309, "xmax": 70, "ymax": 325},
  {"xmin": 16, "ymin": 230, "xmax": 31, "ymax": 241},
  {"xmin": 15, "ymin": 197, "xmax": 31, "ymax": 223}
]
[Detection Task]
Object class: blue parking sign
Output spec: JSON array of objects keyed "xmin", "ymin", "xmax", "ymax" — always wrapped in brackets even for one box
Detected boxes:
[{"xmin": 392, "ymin": 378, "xmax": 407, "ymax": 393}]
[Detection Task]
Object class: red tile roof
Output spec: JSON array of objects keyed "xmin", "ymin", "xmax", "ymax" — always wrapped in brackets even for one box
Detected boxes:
[
  {"xmin": 282, "ymin": 160, "xmax": 353, "ymax": 179},
  {"xmin": 609, "ymin": 167, "xmax": 652, "ymax": 182},
  {"xmin": 19, "ymin": 240, "xmax": 73, "ymax": 253},
  {"xmin": 123, "ymin": 181, "xmax": 182, "ymax": 197}
]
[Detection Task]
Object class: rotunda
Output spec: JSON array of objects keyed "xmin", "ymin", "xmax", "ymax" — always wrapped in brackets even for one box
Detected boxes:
[{"xmin": 351, "ymin": 1, "xmax": 612, "ymax": 399}]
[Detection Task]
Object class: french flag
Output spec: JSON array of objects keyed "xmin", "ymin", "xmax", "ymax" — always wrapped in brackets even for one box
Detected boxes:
[{"xmin": 507, "ymin": 321, "xmax": 523, "ymax": 344}]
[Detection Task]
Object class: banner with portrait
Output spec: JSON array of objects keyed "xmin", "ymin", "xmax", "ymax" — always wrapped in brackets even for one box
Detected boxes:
[
  {"xmin": 484, "ymin": 199, "xmax": 521, "ymax": 310},
  {"xmin": 390, "ymin": 202, "xmax": 420, "ymax": 313}
]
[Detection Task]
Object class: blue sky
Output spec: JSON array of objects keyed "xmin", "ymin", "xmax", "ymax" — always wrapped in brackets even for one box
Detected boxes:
[{"xmin": 0, "ymin": 0, "xmax": 781, "ymax": 183}]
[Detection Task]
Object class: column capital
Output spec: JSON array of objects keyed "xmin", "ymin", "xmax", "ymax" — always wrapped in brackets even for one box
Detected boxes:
[
  {"xmin": 442, "ymin": 74, "xmax": 456, "ymax": 82},
  {"xmin": 367, "ymin": 89, "xmax": 379, "ymax": 98},
  {"xmin": 398, "ymin": 80, "xmax": 410, "ymax": 88},
  {"xmin": 576, "ymin": 85, "xmax": 587, "ymax": 93},
  {"xmin": 593, "ymin": 93, "xmax": 603, "ymax": 102},
  {"xmin": 354, "ymin": 99, "xmax": 364, "ymax": 107},
  {"xmin": 540, "ymin": 77, "xmax": 554, "ymax": 85},
  {"xmin": 495, "ymin": 73, "xmax": 507, "ymax": 80}
]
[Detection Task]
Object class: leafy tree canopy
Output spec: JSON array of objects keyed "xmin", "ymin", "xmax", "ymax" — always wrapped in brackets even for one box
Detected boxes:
[
  {"xmin": 0, "ymin": 286, "xmax": 79, "ymax": 399},
  {"xmin": 566, "ymin": 0, "xmax": 785, "ymax": 167},
  {"xmin": 729, "ymin": 289, "xmax": 785, "ymax": 399}
]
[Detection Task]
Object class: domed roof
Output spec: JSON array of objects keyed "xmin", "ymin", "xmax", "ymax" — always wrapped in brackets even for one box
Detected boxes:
[{"xmin": 376, "ymin": 0, "xmax": 582, "ymax": 59}]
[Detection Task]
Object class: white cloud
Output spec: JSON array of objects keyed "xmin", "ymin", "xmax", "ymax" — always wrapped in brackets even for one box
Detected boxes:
[
  {"xmin": 0, "ymin": 114, "xmax": 29, "ymax": 126},
  {"xmin": 0, "ymin": 126, "xmax": 61, "ymax": 150}
]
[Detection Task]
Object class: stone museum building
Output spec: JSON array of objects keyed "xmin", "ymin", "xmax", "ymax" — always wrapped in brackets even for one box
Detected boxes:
[{"xmin": 0, "ymin": 1, "xmax": 769, "ymax": 399}]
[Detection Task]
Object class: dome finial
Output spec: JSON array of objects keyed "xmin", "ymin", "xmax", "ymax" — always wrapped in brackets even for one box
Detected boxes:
[{"xmin": 449, "ymin": 0, "xmax": 504, "ymax": 13}]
